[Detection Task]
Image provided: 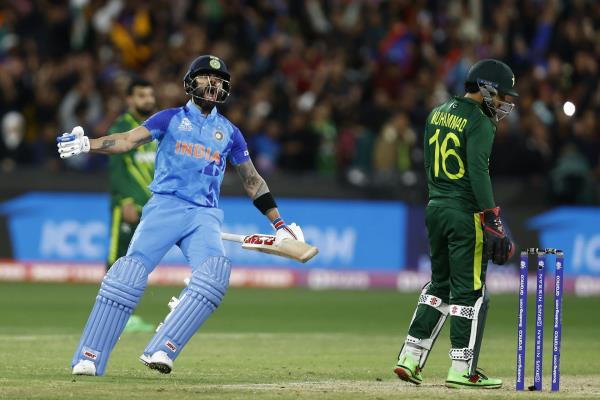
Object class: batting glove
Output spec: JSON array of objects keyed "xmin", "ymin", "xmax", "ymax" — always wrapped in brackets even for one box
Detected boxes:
[
  {"xmin": 273, "ymin": 218, "xmax": 305, "ymax": 244},
  {"xmin": 480, "ymin": 207, "xmax": 514, "ymax": 265},
  {"xmin": 57, "ymin": 126, "xmax": 90, "ymax": 158}
]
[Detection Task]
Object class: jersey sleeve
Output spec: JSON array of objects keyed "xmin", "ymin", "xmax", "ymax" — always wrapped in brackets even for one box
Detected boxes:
[
  {"xmin": 466, "ymin": 117, "xmax": 496, "ymax": 210},
  {"xmin": 228, "ymin": 125, "xmax": 250, "ymax": 165},
  {"xmin": 142, "ymin": 108, "xmax": 179, "ymax": 140}
]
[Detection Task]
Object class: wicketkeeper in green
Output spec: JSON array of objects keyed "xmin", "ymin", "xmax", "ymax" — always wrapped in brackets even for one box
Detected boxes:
[
  {"xmin": 394, "ymin": 59, "xmax": 516, "ymax": 389},
  {"xmin": 107, "ymin": 78, "xmax": 157, "ymax": 332}
]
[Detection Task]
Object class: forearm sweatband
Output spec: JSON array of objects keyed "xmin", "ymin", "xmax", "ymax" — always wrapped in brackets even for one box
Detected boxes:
[{"xmin": 253, "ymin": 192, "xmax": 277, "ymax": 215}]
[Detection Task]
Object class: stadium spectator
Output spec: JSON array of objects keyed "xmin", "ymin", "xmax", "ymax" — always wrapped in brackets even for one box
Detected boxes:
[
  {"xmin": 1, "ymin": 1, "xmax": 599, "ymax": 203},
  {"xmin": 0, "ymin": 110, "xmax": 30, "ymax": 171}
]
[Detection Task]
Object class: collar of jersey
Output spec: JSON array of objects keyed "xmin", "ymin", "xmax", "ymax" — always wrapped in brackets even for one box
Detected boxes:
[
  {"xmin": 454, "ymin": 96, "xmax": 489, "ymax": 114},
  {"xmin": 185, "ymin": 100, "xmax": 218, "ymax": 120},
  {"xmin": 454, "ymin": 96, "xmax": 479, "ymax": 106},
  {"xmin": 124, "ymin": 112, "xmax": 141, "ymax": 125}
]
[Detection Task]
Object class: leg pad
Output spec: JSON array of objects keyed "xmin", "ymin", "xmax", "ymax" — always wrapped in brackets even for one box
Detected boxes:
[
  {"xmin": 72, "ymin": 256, "xmax": 148, "ymax": 375},
  {"xmin": 143, "ymin": 257, "xmax": 231, "ymax": 360},
  {"xmin": 399, "ymin": 282, "xmax": 449, "ymax": 369},
  {"xmin": 448, "ymin": 286, "xmax": 489, "ymax": 375}
]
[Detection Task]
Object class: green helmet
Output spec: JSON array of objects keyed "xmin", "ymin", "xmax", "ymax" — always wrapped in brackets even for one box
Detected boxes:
[
  {"xmin": 466, "ymin": 58, "xmax": 518, "ymax": 97},
  {"xmin": 466, "ymin": 59, "xmax": 518, "ymax": 121}
]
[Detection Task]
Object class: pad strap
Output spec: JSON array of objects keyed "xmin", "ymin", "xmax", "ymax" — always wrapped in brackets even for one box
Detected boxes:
[
  {"xmin": 406, "ymin": 334, "xmax": 435, "ymax": 351},
  {"xmin": 419, "ymin": 293, "xmax": 449, "ymax": 315},
  {"xmin": 449, "ymin": 304, "xmax": 476, "ymax": 319},
  {"xmin": 449, "ymin": 347, "xmax": 474, "ymax": 361}
]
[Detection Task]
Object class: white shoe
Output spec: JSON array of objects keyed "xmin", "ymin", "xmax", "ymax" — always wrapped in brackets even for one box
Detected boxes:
[
  {"xmin": 72, "ymin": 359, "xmax": 96, "ymax": 376},
  {"xmin": 139, "ymin": 351, "xmax": 173, "ymax": 374}
]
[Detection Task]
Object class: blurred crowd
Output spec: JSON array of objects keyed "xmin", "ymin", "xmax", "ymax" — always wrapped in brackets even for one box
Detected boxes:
[{"xmin": 0, "ymin": 0, "xmax": 598, "ymax": 204}]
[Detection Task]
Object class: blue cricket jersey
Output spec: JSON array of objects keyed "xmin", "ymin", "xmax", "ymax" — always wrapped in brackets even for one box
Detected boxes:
[{"xmin": 142, "ymin": 100, "xmax": 250, "ymax": 207}]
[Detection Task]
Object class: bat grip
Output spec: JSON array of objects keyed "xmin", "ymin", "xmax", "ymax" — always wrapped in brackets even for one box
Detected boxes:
[{"xmin": 221, "ymin": 232, "xmax": 245, "ymax": 243}]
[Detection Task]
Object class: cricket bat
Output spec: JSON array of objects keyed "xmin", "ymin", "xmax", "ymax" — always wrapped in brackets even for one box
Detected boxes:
[{"xmin": 221, "ymin": 232, "xmax": 318, "ymax": 263}]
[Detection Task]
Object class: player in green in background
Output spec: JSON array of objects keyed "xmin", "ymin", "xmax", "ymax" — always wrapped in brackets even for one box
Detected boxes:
[
  {"xmin": 107, "ymin": 78, "xmax": 157, "ymax": 333},
  {"xmin": 394, "ymin": 59, "xmax": 516, "ymax": 389}
]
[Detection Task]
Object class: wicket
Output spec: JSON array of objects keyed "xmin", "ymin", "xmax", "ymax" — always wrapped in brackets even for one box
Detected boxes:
[{"xmin": 516, "ymin": 248, "xmax": 564, "ymax": 391}]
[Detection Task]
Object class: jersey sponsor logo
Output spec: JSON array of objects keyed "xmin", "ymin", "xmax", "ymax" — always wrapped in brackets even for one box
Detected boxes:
[
  {"xmin": 430, "ymin": 111, "xmax": 468, "ymax": 132},
  {"xmin": 178, "ymin": 117, "xmax": 193, "ymax": 132},
  {"xmin": 175, "ymin": 140, "xmax": 221, "ymax": 164}
]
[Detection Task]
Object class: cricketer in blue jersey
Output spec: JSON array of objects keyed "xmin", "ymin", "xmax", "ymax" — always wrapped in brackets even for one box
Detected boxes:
[{"xmin": 57, "ymin": 55, "xmax": 305, "ymax": 376}]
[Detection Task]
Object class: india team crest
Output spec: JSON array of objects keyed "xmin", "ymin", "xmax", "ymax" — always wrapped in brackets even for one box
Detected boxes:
[
  {"xmin": 210, "ymin": 58, "xmax": 221, "ymax": 69},
  {"xmin": 214, "ymin": 131, "xmax": 224, "ymax": 140}
]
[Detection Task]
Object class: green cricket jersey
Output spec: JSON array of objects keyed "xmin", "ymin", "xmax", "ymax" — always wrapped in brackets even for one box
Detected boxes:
[
  {"xmin": 108, "ymin": 112, "xmax": 156, "ymax": 211},
  {"xmin": 424, "ymin": 96, "xmax": 496, "ymax": 212}
]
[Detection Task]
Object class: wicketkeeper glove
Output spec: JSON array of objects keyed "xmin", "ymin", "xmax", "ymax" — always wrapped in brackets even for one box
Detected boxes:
[
  {"xmin": 480, "ymin": 207, "xmax": 514, "ymax": 265},
  {"xmin": 273, "ymin": 218, "xmax": 305, "ymax": 245},
  {"xmin": 56, "ymin": 126, "xmax": 90, "ymax": 158}
]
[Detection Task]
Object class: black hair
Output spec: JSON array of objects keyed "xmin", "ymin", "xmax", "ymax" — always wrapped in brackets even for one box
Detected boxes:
[
  {"xmin": 127, "ymin": 77, "xmax": 152, "ymax": 95},
  {"xmin": 464, "ymin": 81, "xmax": 479, "ymax": 93}
]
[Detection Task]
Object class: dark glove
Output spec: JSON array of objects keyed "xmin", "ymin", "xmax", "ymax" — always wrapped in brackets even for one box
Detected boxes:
[{"xmin": 480, "ymin": 207, "xmax": 514, "ymax": 265}]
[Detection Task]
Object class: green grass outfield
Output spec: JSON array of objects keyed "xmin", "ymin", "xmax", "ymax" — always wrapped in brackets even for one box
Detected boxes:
[{"xmin": 1, "ymin": 283, "xmax": 599, "ymax": 400}]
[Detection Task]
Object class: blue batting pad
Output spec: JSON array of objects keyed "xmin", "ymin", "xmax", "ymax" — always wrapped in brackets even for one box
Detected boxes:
[
  {"xmin": 143, "ymin": 256, "xmax": 231, "ymax": 360},
  {"xmin": 71, "ymin": 256, "xmax": 148, "ymax": 375}
]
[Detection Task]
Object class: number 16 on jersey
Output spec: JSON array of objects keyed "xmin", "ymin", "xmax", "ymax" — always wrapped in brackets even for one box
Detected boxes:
[{"xmin": 428, "ymin": 128, "xmax": 465, "ymax": 180}]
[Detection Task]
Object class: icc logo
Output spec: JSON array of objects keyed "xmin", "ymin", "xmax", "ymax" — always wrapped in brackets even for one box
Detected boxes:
[{"xmin": 40, "ymin": 220, "xmax": 107, "ymax": 259}]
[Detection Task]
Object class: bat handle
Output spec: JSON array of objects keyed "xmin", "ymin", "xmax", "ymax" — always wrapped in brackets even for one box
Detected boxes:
[{"xmin": 221, "ymin": 232, "xmax": 245, "ymax": 243}]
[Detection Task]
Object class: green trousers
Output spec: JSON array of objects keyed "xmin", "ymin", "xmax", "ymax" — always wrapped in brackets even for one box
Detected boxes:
[
  {"xmin": 408, "ymin": 206, "xmax": 487, "ymax": 348},
  {"xmin": 106, "ymin": 206, "xmax": 138, "ymax": 269}
]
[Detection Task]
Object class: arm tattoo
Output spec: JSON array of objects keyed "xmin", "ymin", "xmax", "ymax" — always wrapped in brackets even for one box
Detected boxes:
[
  {"xmin": 100, "ymin": 139, "xmax": 116, "ymax": 149},
  {"xmin": 134, "ymin": 136, "xmax": 151, "ymax": 146},
  {"xmin": 235, "ymin": 160, "xmax": 270, "ymax": 199}
]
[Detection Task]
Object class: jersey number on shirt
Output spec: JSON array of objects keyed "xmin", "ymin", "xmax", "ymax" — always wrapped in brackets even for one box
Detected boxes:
[{"xmin": 428, "ymin": 128, "xmax": 465, "ymax": 180}]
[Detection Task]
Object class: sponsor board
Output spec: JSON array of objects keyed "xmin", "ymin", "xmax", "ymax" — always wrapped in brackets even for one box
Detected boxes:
[
  {"xmin": 528, "ymin": 207, "xmax": 600, "ymax": 276},
  {"xmin": 0, "ymin": 194, "xmax": 407, "ymax": 271},
  {"xmin": 1, "ymin": 260, "xmax": 598, "ymax": 295}
]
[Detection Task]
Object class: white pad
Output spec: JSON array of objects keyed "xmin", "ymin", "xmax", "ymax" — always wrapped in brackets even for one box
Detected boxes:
[
  {"xmin": 399, "ymin": 283, "xmax": 449, "ymax": 368},
  {"xmin": 447, "ymin": 286, "xmax": 488, "ymax": 375}
]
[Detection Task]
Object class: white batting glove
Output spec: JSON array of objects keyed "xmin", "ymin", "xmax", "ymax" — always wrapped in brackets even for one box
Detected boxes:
[
  {"xmin": 274, "ymin": 222, "xmax": 305, "ymax": 245},
  {"xmin": 56, "ymin": 126, "xmax": 90, "ymax": 159}
]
